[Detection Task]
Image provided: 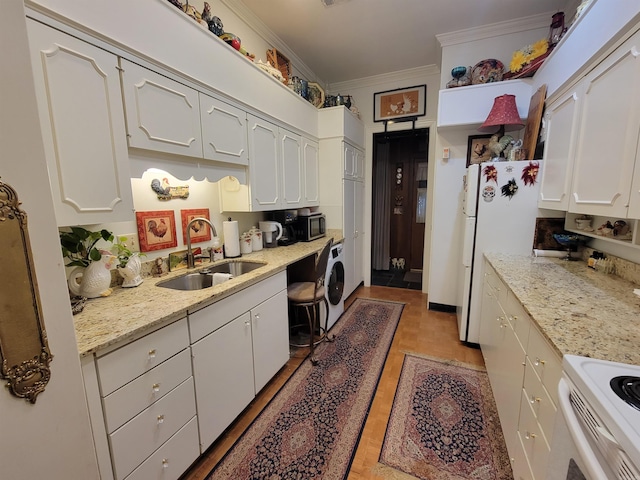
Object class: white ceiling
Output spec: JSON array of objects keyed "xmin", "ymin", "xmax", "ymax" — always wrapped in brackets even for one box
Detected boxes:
[{"xmin": 237, "ymin": 0, "xmax": 569, "ymax": 85}]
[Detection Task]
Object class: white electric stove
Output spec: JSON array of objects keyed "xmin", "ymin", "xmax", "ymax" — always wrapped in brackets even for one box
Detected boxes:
[{"xmin": 561, "ymin": 355, "xmax": 640, "ymax": 479}]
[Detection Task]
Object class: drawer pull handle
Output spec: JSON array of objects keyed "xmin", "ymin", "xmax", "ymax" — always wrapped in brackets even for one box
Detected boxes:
[
  {"xmin": 534, "ymin": 357, "xmax": 546, "ymax": 366},
  {"xmin": 530, "ymin": 396, "xmax": 541, "ymax": 404},
  {"xmin": 525, "ymin": 431, "xmax": 537, "ymax": 440},
  {"xmin": 148, "ymin": 349, "xmax": 157, "ymax": 359},
  {"xmin": 255, "ymin": 314, "xmax": 260, "ymax": 320},
  {"xmin": 152, "ymin": 383, "xmax": 160, "ymax": 392},
  {"xmin": 157, "ymin": 414, "xmax": 165, "ymax": 424},
  {"xmin": 162, "ymin": 459, "xmax": 169, "ymax": 468}
]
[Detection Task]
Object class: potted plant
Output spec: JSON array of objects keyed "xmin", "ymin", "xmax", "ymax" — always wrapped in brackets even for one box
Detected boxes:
[
  {"xmin": 59, "ymin": 227, "xmax": 116, "ymax": 298},
  {"xmin": 112, "ymin": 236, "xmax": 144, "ymax": 288}
]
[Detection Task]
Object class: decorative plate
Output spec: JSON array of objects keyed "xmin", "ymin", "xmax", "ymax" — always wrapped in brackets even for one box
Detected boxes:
[
  {"xmin": 471, "ymin": 59, "xmax": 504, "ymax": 84},
  {"xmin": 307, "ymin": 82, "xmax": 325, "ymax": 108}
]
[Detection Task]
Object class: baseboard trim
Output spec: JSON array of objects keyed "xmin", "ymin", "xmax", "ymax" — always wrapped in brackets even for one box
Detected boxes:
[{"xmin": 427, "ymin": 302, "xmax": 456, "ymax": 313}]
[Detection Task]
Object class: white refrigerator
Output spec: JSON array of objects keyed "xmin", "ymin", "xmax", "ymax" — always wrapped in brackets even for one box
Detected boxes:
[{"xmin": 457, "ymin": 160, "xmax": 543, "ymax": 344}]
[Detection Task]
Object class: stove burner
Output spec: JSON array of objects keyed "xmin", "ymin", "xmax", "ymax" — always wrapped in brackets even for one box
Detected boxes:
[{"xmin": 611, "ymin": 376, "xmax": 640, "ymax": 411}]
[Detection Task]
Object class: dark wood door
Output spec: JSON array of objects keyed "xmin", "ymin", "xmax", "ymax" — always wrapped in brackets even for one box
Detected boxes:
[{"xmin": 384, "ymin": 131, "xmax": 427, "ymax": 271}]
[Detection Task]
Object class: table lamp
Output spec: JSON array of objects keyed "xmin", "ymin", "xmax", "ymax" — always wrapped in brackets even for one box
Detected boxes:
[{"xmin": 479, "ymin": 94, "xmax": 524, "ymax": 159}]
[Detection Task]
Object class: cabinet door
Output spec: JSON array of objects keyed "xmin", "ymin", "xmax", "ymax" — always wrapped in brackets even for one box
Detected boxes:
[
  {"xmin": 354, "ymin": 147, "xmax": 365, "ymax": 181},
  {"xmin": 121, "ymin": 59, "xmax": 203, "ymax": 158},
  {"xmin": 343, "ymin": 143, "xmax": 357, "ymax": 179},
  {"xmin": 303, "ymin": 138, "xmax": 320, "ymax": 206},
  {"xmin": 538, "ymin": 86, "xmax": 582, "ymax": 210},
  {"xmin": 199, "ymin": 93, "xmax": 248, "ymax": 165},
  {"xmin": 27, "ymin": 20, "xmax": 133, "ymax": 226},
  {"xmin": 281, "ymin": 129, "xmax": 303, "ymax": 207},
  {"xmin": 342, "ymin": 179, "xmax": 356, "ymax": 296},
  {"xmin": 191, "ymin": 312, "xmax": 254, "ymax": 451},
  {"xmin": 252, "ymin": 290, "xmax": 289, "ymax": 393},
  {"xmin": 626, "ymin": 138, "xmax": 640, "ymax": 219},
  {"xmin": 353, "ymin": 180, "xmax": 365, "ymax": 288},
  {"xmin": 569, "ymin": 31, "xmax": 640, "ymax": 217},
  {"xmin": 248, "ymin": 114, "xmax": 280, "ymax": 210}
]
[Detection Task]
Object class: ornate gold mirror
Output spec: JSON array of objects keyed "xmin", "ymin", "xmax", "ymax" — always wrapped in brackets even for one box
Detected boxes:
[{"xmin": 0, "ymin": 179, "xmax": 53, "ymax": 403}]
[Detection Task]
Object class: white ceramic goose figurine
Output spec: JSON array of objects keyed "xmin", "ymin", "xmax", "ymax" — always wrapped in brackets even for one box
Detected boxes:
[{"xmin": 68, "ymin": 253, "xmax": 115, "ymax": 298}]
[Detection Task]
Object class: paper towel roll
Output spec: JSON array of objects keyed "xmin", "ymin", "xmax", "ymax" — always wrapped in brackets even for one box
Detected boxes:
[
  {"xmin": 533, "ymin": 249, "xmax": 568, "ymax": 258},
  {"xmin": 223, "ymin": 220, "xmax": 241, "ymax": 258}
]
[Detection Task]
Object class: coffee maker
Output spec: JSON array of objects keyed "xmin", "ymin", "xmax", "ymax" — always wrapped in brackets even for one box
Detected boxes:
[{"xmin": 269, "ymin": 210, "xmax": 298, "ymax": 246}]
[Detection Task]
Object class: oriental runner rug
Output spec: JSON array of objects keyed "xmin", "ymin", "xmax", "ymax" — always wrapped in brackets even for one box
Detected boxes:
[
  {"xmin": 377, "ymin": 354, "xmax": 512, "ymax": 480},
  {"xmin": 206, "ymin": 297, "xmax": 404, "ymax": 479}
]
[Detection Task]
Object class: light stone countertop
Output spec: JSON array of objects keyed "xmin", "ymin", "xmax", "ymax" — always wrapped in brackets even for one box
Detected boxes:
[
  {"xmin": 73, "ymin": 231, "xmax": 342, "ymax": 357},
  {"xmin": 485, "ymin": 252, "xmax": 640, "ymax": 366}
]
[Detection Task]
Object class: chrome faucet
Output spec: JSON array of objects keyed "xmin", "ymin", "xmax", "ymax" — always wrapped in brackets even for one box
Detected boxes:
[{"xmin": 186, "ymin": 217, "xmax": 218, "ymax": 269}]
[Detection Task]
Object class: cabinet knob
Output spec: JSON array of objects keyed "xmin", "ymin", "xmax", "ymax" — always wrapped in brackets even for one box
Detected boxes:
[
  {"xmin": 157, "ymin": 414, "xmax": 165, "ymax": 424},
  {"xmin": 162, "ymin": 459, "xmax": 169, "ymax": 468},
  {"xmin": 525, "ymin": 431, "xmax": 537, "ymax": 440},
  {"xmin": 148, "ymin": 349, "xmax": 157, "ymax": 359},
  {"xmin": 530, "ymin": 395, "xmax": 541, "ymax": 404},
  {"xmin": 254, "ymin": 313, "xmax": 260, "ymax": 320},
  {"xmin": 152, "ymin": 383, "xmax": 160, "ymax": 392},
  {"xmin": 534, "ymin": 357, "xmax": 546, "ymax": 366},
  {"xmin": 245, "ymin": 320, "xmax": 251, "ymax": 326}
]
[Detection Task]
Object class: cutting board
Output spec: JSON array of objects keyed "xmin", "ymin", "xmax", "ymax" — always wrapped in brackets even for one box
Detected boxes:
[{"xmin": 522, "ymin": 85, "xmax": 547, "ymax": 160}]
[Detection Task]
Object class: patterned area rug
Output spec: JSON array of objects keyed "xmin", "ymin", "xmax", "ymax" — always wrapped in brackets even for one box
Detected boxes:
[
  {"xmin": 378, "ymin": 354, "xmax": 512, "ymax": 480},
  {"xmin": 206, "ymin": 298, "xmax": 404, "ymax": 479}
]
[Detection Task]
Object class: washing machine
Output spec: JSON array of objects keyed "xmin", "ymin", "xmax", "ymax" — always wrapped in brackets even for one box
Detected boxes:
[{"xmin": 323, "ymin": 242, "xmax": 345, "ymax": 330}]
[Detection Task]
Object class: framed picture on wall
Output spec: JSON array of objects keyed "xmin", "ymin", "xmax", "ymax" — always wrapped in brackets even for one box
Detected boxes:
[
  {"xmin": 181, "ymin": 208, "xmax": 212, "ymax": 245},
  {"xmin": 136, "ymin": 210, "xmax": 178, "ymax": 252},
  {"xmin": 373, "ymin": 85, "xmax": 426, "ymax": 122},
  {"xmin": 466, "ymin": 134, "xmax": 493, "ymax": 166}
]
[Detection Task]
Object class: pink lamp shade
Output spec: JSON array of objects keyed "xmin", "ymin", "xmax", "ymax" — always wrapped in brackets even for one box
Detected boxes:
[{"xmin": 479, "ymin": 94, "xmax": 524, "ymax": 133}]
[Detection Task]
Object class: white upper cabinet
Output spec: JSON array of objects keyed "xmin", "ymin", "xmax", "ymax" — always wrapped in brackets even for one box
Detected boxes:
[
  {"xmin": 247, "ymin": 114, "xmax": 281, "ymax": 210},
  {"xmin": 568, "ymin": 30, "xmax": 640, "ymax": 217},
  {"xmin": 120, "ymin": 59, "xmax": 203, "ymax": 158},
  {"xmin": 538, "ymin": 85, "xmax": 583, "ymax": 210},
  {"xmin": 281, "ymin": 129, "xmax": 303, "ymax": 207},
  {"xmin": 303, "ymin": 138, "xmax": 320, "ymax": 206},
  {"xmin": 199, "ymin": 93, "xmax": 248, "ymax": 165},
  {"xmin": 26, "ymin": 20, "xmax": 133, "ymax": 227}
]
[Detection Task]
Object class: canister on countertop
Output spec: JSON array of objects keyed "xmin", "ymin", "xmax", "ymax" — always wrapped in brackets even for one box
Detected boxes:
[{"xmin": 240, "ymin": 232, "xmax": 252, "ymax": 254}]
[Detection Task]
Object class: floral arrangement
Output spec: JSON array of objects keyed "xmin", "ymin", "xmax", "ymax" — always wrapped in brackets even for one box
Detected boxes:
[{"xmin": 509, "ymin": 38, "xmax": 549, "ymax": 73}]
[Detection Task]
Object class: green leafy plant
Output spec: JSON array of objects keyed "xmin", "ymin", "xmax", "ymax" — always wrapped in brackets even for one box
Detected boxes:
[
  {"xmin": 112, "ymin": 236, "xmax": 145, "ymax": 269},
  {"xmin": 60, "ymin": 227, "xmax": 114, "ymax": 268}
]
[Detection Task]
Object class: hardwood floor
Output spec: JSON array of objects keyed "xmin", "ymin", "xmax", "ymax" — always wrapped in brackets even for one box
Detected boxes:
[{"xmin": 181, "ymin": 285, "xmax": 485, "ymax": 480}]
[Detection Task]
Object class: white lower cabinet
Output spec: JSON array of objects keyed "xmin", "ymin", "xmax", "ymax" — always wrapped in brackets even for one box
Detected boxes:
[
  {"xmin": 480, "ymin": 260, "xmax": 561, "ymax": 479},
  {"xmin": 189, "ymin": 272, "xmax": 289, "ymax": 451},
  {"xmin": 84, "ymin": 273, "xmax": 290, "ymax": 479},
  {"xmin": 92, "ymin": 319, "xmax": 198, "ymax": 480}
]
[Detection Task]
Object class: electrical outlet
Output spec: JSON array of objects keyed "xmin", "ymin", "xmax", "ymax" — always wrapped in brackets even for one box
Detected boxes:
[{"xmin": 119, "ymin": 233, "xmax": 140, "ymax": 253}]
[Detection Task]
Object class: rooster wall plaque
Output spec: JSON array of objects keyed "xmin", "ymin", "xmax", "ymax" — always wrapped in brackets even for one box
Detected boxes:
[{"xmin": 151, "ymin": 178, "xmax": 189, "ymax": 200}]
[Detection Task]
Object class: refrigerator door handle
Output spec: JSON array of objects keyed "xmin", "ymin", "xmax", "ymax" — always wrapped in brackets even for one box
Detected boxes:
[{"xmin": 462, "ymin": 216, "xmax": 476, "ymax": 267}]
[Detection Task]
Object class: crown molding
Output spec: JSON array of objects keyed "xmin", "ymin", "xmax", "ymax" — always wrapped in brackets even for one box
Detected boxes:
[
  {"xmin": 329, "ymin": 65, "xmax": 441, "ymax": 92},
  {"xmin": 436, "ymin": 12, "xmax": 553, "ymax": 47},
  {"xmin": 219, "ymin": 0, "xmax": 326, "ymax": 87}
]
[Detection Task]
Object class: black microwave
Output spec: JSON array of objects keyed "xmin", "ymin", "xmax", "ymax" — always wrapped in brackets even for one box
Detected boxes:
[{"xmin": 293, "ymin": 214, "xmax": 326, "ymax": 242}]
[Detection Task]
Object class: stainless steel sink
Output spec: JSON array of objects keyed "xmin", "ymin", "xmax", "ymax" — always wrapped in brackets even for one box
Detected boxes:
[{"xmin": 157, "ymin": 261, "xmax": 266, "ymax": 291}]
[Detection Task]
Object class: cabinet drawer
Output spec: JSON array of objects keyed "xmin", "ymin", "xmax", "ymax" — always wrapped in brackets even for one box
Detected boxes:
[
  {"xmin": 125, "ymin": 417, "xmax": 199, "ymax": 480},
  {"xmin": 97, "ymin": 319, "xmax": 189, "ymax": 396},
  {"xmin": 110, "ymin": 377, "xmax": 196, "ymax": 480},
  {"xmin": 518, "ymin": 390, "xmax": 551, "ymax": 480},
  {"xmin": 188, "ymin": 271, "xmax": 286, "ymax": 342},
  {"xmin": 505, "ymin": 292, "xmax": 531, "ymax": 351},
  {"xmin": 511, "ymin": 430, "xmax": 534, "ymax": 480},
  {"xmin": 526, "ymin": 325, "xmax": 562, "ymax": 406},
  {"xmin": 103, "ymin": 348, "xmax": 192, "ymax": 433},
  {"xmin": 523, "ymin": 359, "xmax": 557, "ymax": 445},
  {"xmin": 485, "ymin": 265, "xmax": 507, "ymax": 305}
]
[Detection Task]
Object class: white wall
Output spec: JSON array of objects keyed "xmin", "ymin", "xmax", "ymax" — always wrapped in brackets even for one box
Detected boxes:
[
  {"xmin": 0, "ymin": 2, "xmax": 99, "ymax": 477},
  {"xmin": 329, "ymin": 66, "xmax": 441, "ymax": 292},
  {"xmin": 427, "ymin": 20, "xmax": 551, "ymax": 307}
]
